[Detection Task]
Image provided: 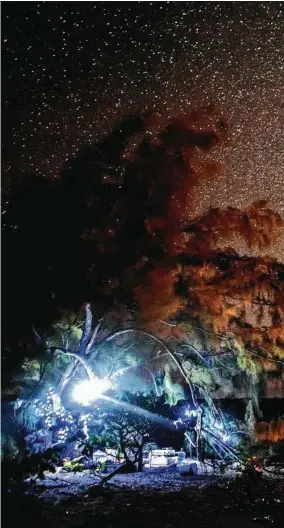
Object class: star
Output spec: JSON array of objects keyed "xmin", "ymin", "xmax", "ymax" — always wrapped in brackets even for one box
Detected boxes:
[{"xmin": 2, "ymin": 2, "xmax": 284, "ymax": 258}]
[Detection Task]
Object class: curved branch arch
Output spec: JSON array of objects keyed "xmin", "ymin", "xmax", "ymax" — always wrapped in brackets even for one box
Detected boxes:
[
  {"xmin": 102, "ymin": 329, "xmax": 199, "ymax": 407},
  {"xmin": 51, "ymin": 347, "xmax": 95, "ymax": 381}
]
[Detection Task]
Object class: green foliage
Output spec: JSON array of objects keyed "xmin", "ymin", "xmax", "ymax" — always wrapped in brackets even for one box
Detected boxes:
[
  {"xmin": 236, "ymin": 346, "xmax": 261, "ymax": 378},
  {"xmin": 86, "ymin": 397, "xmax": 153, "ymax": 464},
  {"xmin": 62, "ymin": 460, "xmax": 85, "ymax": 472},
  {"xmin": 189, "ymin": 365, "xmax": 213, "ymax": 387},
  {"xmin": 49, "ymin": 316, "xmax": 83, "ymax": 351},
  {"xmin": 2, "ymin": 299, "xmax": 273, "ymax": 471},
  {"xmin": 97, "ymin": 459, "xmax": 106, "ymax": 472},
  {"xmin": 163, "ymin": 365, "xmax": 185, "ymax": 405},
  {"xmin": 1, "ymin": 435, "xmax": 20, "ymax": 458},
  {"xmin": 16, "ymin": 405, "xmax": 39, "ymax": 432}
]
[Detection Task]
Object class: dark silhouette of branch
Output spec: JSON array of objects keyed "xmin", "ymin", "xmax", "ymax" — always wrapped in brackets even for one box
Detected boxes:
[
  {"xmin": 79, "ymin": 303, "xmax": 92, "ymax": 355},
  {"xmin": 180, "ymin": 343, "xmax": 209, "ymax": 364},
  {"xmin": 207, "ymin": 346, "xmax": 284, "ymax": 365}
]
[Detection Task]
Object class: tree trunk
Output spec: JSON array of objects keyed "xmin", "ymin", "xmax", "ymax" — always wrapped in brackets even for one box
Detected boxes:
[
  {"xmin": 100, "ymin": 461, "xmax": 136, "ymax": 485},
  {"xmin": 195, "ymin": 409, "xmax": 203, "ymax": 460},
  {"xmin": 137, "ymin": 444, "xmax": 143, "ymax": 472},
  {"xmin": 88, "ymin": 462, "xmax": 129, "ymax": 495}
]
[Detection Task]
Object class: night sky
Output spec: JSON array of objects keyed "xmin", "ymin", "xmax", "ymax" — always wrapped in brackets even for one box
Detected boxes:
[{"xmin": 2, "ymin": 2, "xmax": 284, "ymax": 258}]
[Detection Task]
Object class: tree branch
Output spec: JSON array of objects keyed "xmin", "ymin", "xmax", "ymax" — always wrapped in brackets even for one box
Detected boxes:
[
  {"xmin": 50, "ymin": 347, "xmax": 94, "ymax": 380},
  {"xmin": 202, "ymin": 428, "xmax": 240, "ymax": 461},
  {"xmin": 58, "ymin": 360, "xmax": 80, "ymax": 395},
  {"xmin": 247, "ymin": 349, "xmax": 284, "ymax": 365},
  {"xmin": 17, "ymin": 359, "xmax": 50, "ymax": 414},
  {"xmin": 86, "ymin": 318, "xmax": 103, "ymax": 355},
  {"xmin": 32, "ymin": 325, "xmax": 42, "ymax": 344},
  {"xmin": 180, "ymin": 343, "xmax": 209, "ymax": 364},
  {"xmin": 207, "ymin": 346, "xmax": 284, "ymax": 365},
  {"xmin": 79, "ymin": 303, "xmax": 92, "ymax": 355},
  {"xmin": 101, "ymin": 328, "xmax": 199, "ymax": 407}
]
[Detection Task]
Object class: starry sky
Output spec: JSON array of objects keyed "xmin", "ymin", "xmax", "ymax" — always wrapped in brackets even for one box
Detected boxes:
[{"xmin": 2, "ymin": 2, "xmax": 284, "ymax": 257}]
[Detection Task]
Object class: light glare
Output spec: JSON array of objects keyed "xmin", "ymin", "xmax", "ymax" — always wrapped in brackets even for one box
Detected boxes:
[{"xmin": 72, "ymin": 378, "xmax": 111, "ymax": 405}]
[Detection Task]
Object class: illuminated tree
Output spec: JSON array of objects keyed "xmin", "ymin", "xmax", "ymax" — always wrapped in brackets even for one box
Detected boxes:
[
  {"xmin": 91, "ymin": 404, "xmax": 151, "ymax": 472},
  {"xmin": 3, "ymin": 108, "xmax": 283, "ymax": 357},
  {"xmin": 2, "ymin": 107, "xmax": 284, "ymax": 459},
  {"xmin": 128, "ymin": 113, "xmax": 283, "ymax": 359}
]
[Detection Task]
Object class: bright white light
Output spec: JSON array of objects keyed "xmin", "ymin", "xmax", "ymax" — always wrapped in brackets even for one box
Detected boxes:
[
  {"xmin": 72, "ymin": 378, "xmax": 111, "ymax": 406},
  {"xmin": 215, "ymin": 422, "xmax": 224, "ymax": 430},
  {"xmin": 185, "ymin": 408, "xmax": 198, "ymax": 418}
]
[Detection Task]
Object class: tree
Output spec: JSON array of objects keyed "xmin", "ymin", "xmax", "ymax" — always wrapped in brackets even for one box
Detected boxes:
[
  {"xmin": 2, "ymin": 106, "xmax": 283, "ymax": 458},
  {"xmin": 3, "ymin": 108, "xmax": 283, "ymax": 359},
  {"xmin": 91, "ymin": 402, "xmax": 152, "ymax": 472}
]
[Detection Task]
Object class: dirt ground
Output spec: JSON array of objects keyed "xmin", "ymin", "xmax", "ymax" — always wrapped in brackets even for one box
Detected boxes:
[{"xmin": 3, "ymin": 467, "xmax": 284, "ymax": 528}]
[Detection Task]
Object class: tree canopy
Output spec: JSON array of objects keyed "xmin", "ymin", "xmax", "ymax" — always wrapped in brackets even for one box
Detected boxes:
[{"xmin": 3, "ymin": 108, "xmax": 283, "ymax": 371}]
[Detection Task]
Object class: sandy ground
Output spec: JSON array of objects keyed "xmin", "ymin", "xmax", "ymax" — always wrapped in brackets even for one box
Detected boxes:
[
  {"xmin": 3, "ymin": 466, "xmax": 284, "ymax": 528},
  {"xmin": 28, "ymin": 465, "xmax": 223, "ymax": 500}
]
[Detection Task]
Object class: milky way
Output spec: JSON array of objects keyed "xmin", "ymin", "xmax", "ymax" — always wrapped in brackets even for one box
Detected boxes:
[{"xmin": 2, "ymin": 2, "xmax": 284, "ymax": 257}]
